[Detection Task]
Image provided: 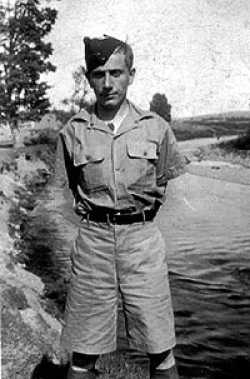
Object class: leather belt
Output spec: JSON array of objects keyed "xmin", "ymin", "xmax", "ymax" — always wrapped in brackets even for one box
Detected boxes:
[{"xmin": 81, "ymin": 208, "xmax": 157, "ymax": 225}]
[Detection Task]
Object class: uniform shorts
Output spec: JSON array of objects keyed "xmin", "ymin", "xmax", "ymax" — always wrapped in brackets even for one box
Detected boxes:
[{"xmin": 60, "ymin": 218, "xmax": 176, "ymax": 355}]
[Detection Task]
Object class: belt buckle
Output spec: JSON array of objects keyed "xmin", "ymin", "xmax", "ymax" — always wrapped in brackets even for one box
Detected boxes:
[{"xmin": 113, "ymin": 211, "xmax": 121, "ymax": 224}]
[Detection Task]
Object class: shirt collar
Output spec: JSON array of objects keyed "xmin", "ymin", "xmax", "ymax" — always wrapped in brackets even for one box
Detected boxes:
[{"xmin": 71, "ymin": 100, "xmax": 155, "ymax": 135}]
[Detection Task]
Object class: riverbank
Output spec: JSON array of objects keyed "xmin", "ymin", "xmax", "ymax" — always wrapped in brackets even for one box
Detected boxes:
[
  {"xmin": 180, "ymin": 134, "xmax": 250, "ymax": 185},
  {"xmin": 0, "ymin": 144, "xmax": 65, "ymax": 379}
]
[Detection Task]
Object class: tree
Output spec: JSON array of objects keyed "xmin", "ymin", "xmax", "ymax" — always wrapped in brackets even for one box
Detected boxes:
[
  {"xmin": 0, "ymin": 0, "xmax": 57, "ymax": 129},
  {"xmin": 62, "ymin": 65, "xmax": 94, "ymax": 113},
  {"xmin": 150, "ymin": 93, "xmax": 172, "ymax": 122}
]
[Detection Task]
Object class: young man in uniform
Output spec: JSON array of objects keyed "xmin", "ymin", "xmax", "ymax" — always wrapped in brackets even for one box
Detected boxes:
[{"xmin": 56, "ymin": 35, "xmax": 186, "ymax": 379}]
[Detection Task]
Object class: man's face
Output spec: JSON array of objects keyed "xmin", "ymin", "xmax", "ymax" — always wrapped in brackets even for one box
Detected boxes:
[{"xmin": 88, "ymin": 52, "xmax": 135, "ymax": 110}]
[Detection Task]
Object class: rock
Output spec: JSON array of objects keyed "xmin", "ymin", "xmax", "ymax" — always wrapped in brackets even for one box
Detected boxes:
[
  {"xmin": 2, "ymin": 291, "xmax": 62, "ymax": 379},
  {"xmin": 0, "ymin": 146, "xmax": 64, "ymax": 378}
]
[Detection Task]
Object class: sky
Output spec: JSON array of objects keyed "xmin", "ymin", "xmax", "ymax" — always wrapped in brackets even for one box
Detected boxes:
[{"xmin": 44, "ymin": 0, "xmax": 250, "ymax": 118}]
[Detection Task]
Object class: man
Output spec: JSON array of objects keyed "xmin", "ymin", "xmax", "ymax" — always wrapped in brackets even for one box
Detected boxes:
[{"xmin": 56, "ymin": 35, "xmax": 186, "ymax": 379}]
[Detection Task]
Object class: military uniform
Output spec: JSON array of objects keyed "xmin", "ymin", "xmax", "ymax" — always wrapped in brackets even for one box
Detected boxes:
[{"xmin": 56, "ymin": 101, "xmax": 185, "ymax": 357}]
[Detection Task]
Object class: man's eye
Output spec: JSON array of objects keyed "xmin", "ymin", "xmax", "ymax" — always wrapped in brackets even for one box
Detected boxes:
[
  {"xmin": 92, "ymin": 72, "xmax": 104, "ymax": 79},
  {"xmin": 111, "ymin": 70, "xmax": 122, "ymax": 77}
]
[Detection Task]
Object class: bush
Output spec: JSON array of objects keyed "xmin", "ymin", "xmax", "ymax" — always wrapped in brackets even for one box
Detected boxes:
[{"xmin": 23, "ymin": 128, "xmax": 58, "ymax": 148}]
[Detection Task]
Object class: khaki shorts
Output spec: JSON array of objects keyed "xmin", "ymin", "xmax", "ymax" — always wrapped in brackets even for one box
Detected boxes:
[{"xmin": 61, "ymin": 219, "xmax": 176, "ymax": 355}]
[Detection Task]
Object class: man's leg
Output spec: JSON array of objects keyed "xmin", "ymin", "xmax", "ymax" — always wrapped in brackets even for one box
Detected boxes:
[
  {"xmin": 118, "ymin": 221, "xmax": 177, "ymax": 377},
  {"xmin": 61, "ymin": 222, "xmax": 118, "ymax": 377},
  {"xmin": 67, "ymin": 352, "xmax": 99, "ymax": 379},
  {"xmin": 148, "ymin": 350, "xmax": 179, "ymax": 379}
]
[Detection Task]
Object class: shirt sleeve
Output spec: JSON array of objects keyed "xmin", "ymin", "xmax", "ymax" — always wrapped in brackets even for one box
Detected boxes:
[
  {"xmin": 54, "ymin": 131, "xmax": 77, "ymax": 197},
  {"xmin": 156, "ymin": 123, "xmax": 187, "ymax": 186}
]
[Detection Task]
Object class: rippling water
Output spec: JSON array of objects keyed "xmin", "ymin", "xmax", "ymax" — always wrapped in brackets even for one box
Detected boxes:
[
  {"xmin": 24, "ymin": 172, "xmax": 250, "ymax": 378},
  {"xmin": 157, "ymin": 174, "xmax": 250, "ymax": 378}
]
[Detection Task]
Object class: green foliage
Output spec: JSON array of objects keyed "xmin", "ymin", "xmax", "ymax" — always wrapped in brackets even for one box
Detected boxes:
[
  {"xmin": 150, "ymin": 93, "xmax": 172, "ymax": 122},
  {"xmin": 0, "ymin": 0, "xmax": 57, "ymax": 128}
]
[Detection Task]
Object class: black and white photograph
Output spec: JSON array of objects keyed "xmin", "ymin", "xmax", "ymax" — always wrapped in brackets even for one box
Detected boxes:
[{"xmin": 1, "ymin": 1, "xmax": 250, "ymax": 378}]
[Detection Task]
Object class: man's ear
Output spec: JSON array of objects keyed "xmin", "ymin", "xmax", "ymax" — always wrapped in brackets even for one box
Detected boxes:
[{"xmin": 129, "ymin": 68, "xmax": 136, "ymax": 85}]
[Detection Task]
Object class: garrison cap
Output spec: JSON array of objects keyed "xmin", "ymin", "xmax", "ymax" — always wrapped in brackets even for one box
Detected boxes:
[{"xmin": 84, "ymin": 35, "xmax": 127, "ymax": 73}]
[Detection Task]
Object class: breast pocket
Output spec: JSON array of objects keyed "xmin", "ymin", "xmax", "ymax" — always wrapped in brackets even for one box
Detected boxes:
[
  {"xmin": 126, "ymin": 141, "xmax": 158, "ymax": 188},
  {"xmin": 73, "ymin": 146, "xmax": 106, "ymax": 193}
]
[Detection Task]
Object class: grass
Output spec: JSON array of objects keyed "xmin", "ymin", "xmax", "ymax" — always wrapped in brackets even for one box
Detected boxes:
[
  {"xmin": 97, "ymin": 351, "xmax": 149, "ymax": 379},
  {"xmin": 172, "ymin": 113, "xmax": 250, "ymax": 168},
  {"xmin": 193, "ymin": 133, "xmax": 250, "ymax": 168},
  {"xmin": 172, "ymin": 114, "xmax": 250, "ymax": 141}
]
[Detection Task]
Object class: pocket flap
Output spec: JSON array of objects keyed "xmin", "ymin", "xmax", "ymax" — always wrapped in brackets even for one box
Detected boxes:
[
  {"xmin": 74, "ymin": 146, "xmax": 104, "ymax": 166},
  {"xmin": 127, "ymin": 142, "xmax": 157, "ymax": 159}
]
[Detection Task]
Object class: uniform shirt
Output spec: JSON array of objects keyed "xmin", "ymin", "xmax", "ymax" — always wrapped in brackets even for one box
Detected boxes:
[{"xmin": 55, "ymin": 101, "xmax": 186, "ymax": 214}]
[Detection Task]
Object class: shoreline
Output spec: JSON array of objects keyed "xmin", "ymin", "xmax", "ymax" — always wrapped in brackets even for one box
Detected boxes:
[
  {"xmin": 179, "ymin": 135, "xmax": 250, "ymax": 186},
  {"xmin": 1, "ymin": 133, "xmax": 249, "ymax": 377}
]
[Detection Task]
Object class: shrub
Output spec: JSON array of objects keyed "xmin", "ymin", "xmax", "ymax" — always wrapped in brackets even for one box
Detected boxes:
[{"xmin": 23, "ymin": 128, "xmax": 58, "ymax": 148}]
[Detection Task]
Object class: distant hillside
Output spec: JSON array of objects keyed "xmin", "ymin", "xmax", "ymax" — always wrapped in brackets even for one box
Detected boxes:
[
  {"xmin": 175, "ymin": 110, "xmax": 250, "ymax": 122},
  {"xmin": 172, "ymin": 111, "xmax": 250, "ymax": 141}
]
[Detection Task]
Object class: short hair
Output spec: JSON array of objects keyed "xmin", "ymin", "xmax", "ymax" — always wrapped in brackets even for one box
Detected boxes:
[{"xmin": 115, "ymin": 43, "xmax": 134, "ymax": 70}]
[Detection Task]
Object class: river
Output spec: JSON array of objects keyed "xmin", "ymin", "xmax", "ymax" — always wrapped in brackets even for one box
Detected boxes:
[
  {"xmin": 158, "ymin": 173, "xmax": 250, "ymax": 378},
  {"xmin": 22, "ymin": 159, "xmax": 250, "ymax": 378}
]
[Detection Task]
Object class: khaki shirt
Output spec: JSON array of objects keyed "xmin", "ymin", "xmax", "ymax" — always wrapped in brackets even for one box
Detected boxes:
[{"xmin": 55, "ymin": 102, "xmax": 186, "ymax": 214}]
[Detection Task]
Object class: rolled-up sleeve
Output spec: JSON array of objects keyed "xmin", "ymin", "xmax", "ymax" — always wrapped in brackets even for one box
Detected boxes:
[{"xmin": 156, "ymin": 123, "xmax": 186, "ymax": 186}]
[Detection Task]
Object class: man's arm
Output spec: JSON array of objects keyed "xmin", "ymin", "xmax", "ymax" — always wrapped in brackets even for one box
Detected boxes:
[
  {"xmin": 54, "ymin": 132, "xmax": 77, "ymax": 202},
  {"xmin": 156, "ymin": 123, "xmax": 187, "ymax": 186}
]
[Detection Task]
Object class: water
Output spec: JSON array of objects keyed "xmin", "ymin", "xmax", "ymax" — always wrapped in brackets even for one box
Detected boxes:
[
  {"xmin": 23, "ymin": 172, "xmax": 250, "ymax": 378},
  {"xmin": 157, "ymin": 174, "xmax": 250, "ymax": 378}
]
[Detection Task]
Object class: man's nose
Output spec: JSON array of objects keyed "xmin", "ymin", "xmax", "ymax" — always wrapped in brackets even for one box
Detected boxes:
[{"xmin": 104, "ymin": 73, "xmax": 112, "ymax": 88}]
